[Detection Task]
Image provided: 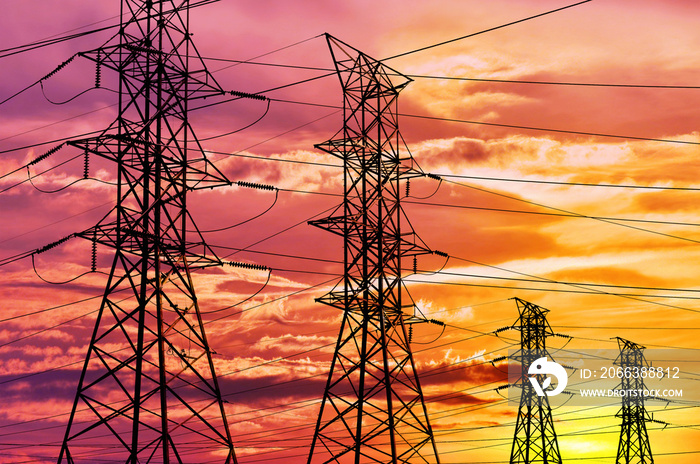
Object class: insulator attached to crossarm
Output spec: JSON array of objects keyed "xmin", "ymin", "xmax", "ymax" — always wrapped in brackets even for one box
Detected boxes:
[
  {"xmin": 432, "ymin": 250, "xmax": 448, "ymax": 258},
  {"xmin": 124, "ymin": 43, "xmax": 162, "ymax": 55},
  {"xmin": 35, "ymin": 234, "xmax": 74, "ymax": 254},
  {"xmin": 40, "ymin": 55, "xmax": 76, "ymax": 81},
  {"xmin": 95, "ymin": 50, "xmax": 102, "ymax": 88},
  {"xmin": 236, "ymin": 180, "xmax": 277, "ymax": 191},
  {"xmin": 90, "ymin": 238, "xmax": 97, "ymax": 272},
  {"xmin": 405, "ymin": 179, "xmax": 410, "ymax": 197},
  {"xmin": 426, "ymin": 173, "xmax": 442, "ymax": 181},
  {"xmin": 28, "ymin": 143, "xmax": 65, "ymax": 167},
  {"xmin": 494, "ymin": 326, "xmax": 512, "ymax": 335},
  {"xmin": 649, "ymin": 412, "xmax": 669, "ymax": 429},
  {"xmin": 225, "ymin": 260, "xmax": 270, "ymax": 272},
  {"xmin": 229, "ymin": 90, "xmax": 268, "ymax": 101},
  {"xmin": 83, "ymin": 150, "xmax": 89, "ymax": 179}
]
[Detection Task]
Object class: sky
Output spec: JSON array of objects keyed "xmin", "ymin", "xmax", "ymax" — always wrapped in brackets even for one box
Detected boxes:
[{"xmin": 1, "ymin": 0, "xmax": 700, "ymax": 463}]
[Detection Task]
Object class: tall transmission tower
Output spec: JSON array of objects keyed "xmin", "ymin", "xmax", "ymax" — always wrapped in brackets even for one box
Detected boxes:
[
  {"xmin": 614, "ymin": 337, "xmax": 654, "ymax": 464},
  {"xmin": 307, "ymin": 34, "xmax": 440, "ymax": 464},
  {"xmin": 58, "ymin": 1, "xmax": 237, "ymax": 463},
  {"xmin": 509, "ymin": 297, "xmax": 562, "ymax": 464}
]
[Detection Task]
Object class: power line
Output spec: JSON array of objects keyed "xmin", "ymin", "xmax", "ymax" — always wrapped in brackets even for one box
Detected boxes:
[
  {"xmin": 440, "ymin": 178, "xmax": 700, "ymax": 245},
  {"xmin": 401, "ymin": 112, "xmax": 700, "ymax": 146},
  {"xmin": 0, "ymin": 294, "xmax": 103, "ymax": 324},
  {"xmin": 408, "ymin": 272, "xmax": 700, "ymax": 314},
  {"xmin": 0, "ymin": 25, "xmax": 116, "ymax": 59},
  {"xmin": 0, "ymin": 0, "xmax": 220, "ymax": 59},
  {"xmin": 406, "ymin": 74, "xmax": 700, "ymax": 90},
  {"xmin": 424, "ymin": 269, "xmax": 700, "ymax": 298},
  {"xmin": 383, "ymin": 0, "xmax": 593, "ymax": 60},
  {"xmin": 435, "ymin": 173, "xmax": 700, "ymax": 192},
  {"xmin": 248, "ymin": 184, "xmax": 700, "ymax": 232},
  {"xmin": 405, "ymin": 199, "xmax": 700, "ymax": 228},
  {"xmin": 197, "ymin": 58, "xmax": 700, "ymax": 90},
  {"xmin": 268, "ymin": 97, "xmax": 700, "ymax": 146},
  {"xmin": 207, "ymin": 33, "xmax": 324, "ymax": 74}
]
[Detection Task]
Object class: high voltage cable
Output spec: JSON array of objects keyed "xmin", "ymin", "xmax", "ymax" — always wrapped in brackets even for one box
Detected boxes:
[
  {"xmin": 436, "ymin": 173, "xmax": 700, "ymax": 192},
  {"xmin": 268, "ymin": 185, "xmax": 700, "ymax": 230},
  {"xmin": 0, "ymin": 278, "xmax": 337, "ymax": 389},
  {"xmin": 1, "ymin": 358, "xmax": 696, "ymax": 458},
  {"xmin": 0, "ymin": 294, "xmax": 103, "ymax": 324},
  {"xmin": 438, "ymin": 450, "xmax": 700, "ymax": 464},
  {"xmin": 415, "ymin": 228, "xmax": 700, "ymax": 324},
  {"xmin": 382, "ymin": 0, "xmax": 593, "ymax": 60},
  {"xmin": 405, "ymin": 199, "xmax": 700, "ymax": 228},
  {"xmin": 560, "ymin": 325, "xmax": 700, "ymax": 330},
  {"xmin": 406, "ymin": 74, "xmax": 700, "ymax": 90},
  {"xmin": 426, "ymin": 269, "xmax": 700, "ymax": 297},
  {"xmin": 203, "ymin": 57, "xmax": 700, "ymax": 90},
  {"xmin": 1, "ymin": 90, "xmax": 692, "ymax": 183},
  {"xmin": 0, "ymin": 25, "xmax": 116, "ymax": 60},
  {"xmin": 0, "ymin": 322, "xmax": 499, "ymax": 437},
  {"xmin": 407, "ymin": 276, "xmax": 700, "ymax": 312},
  {"xmin": 440, "ymin": 178, "xmax": 700, "ymax": 245},
  {"xmin": 0, "ymin": 344, "xmax": 497, "ymax": 450},
  {"xmin": 0, "ymin": 0, "xmax": 219, "ymax": 59},
  {"xmin": 0, "ymin": 129, "xmax": 103, "ymax": 156},
  {"xmin": 208, "ymin": 33, "xmax": 324, "ymax": 74},
  {"xmin": 209, "ymin": 378, "xmax": 698, "ymax": 456},
  {"xmin": 3, "ymin": 203, "xmax": 699, "ymax": 324},
  {"xmin": 401, "ymin": 112, "xmax": 700, "ymax": 146},
  {"xmin": 268, "ymin": 97, "xmax": 700, "ymax": 146},
  {"xmin": 6, "ymin": 178, "xmax": 700, "ymax": 309},
  {"xmin": 0, "ymin": 76, "xmax": 326, "ymax": 158}
]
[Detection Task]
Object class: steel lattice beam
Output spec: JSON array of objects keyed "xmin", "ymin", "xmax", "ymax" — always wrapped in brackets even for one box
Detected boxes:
[
  {"xmin": 57, "ymin": 2, "xmax": 236, "ymax": 463},
  {"xmin": 307, "ymin": 34, "xmax": 440, "ymax": 464}
]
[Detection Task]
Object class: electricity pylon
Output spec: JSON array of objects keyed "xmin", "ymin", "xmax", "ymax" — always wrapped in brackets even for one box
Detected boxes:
[
  {"xmin": 509, "ymin": 298, "xmax": 562, "ymax": 464},
  {"xmin": 57, "ymin": 1, "xmax": 237, "ymax": 463},
  {"xmin": 614, "ymin": 337, "xmax": 654, "ymax": 464},
  {"xmin": 307, "ymin": 34, "xmax": 440, "ymax": 464}
]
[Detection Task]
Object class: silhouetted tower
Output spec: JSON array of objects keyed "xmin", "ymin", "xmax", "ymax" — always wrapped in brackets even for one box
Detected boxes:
[
  {"xmin": 509, "ymin": 298, "xmax": 562, "ymax": 464},
  {"xmin": 614, "ymin": 337, "xmax": 654, "ymax": 464},
  {"xmin": 58, "ymin": 1, "xmax": 237, "ymax": 463},
  {"xmin": 307, "ymin": 34, "xmax": 440, "ymax": 464}
]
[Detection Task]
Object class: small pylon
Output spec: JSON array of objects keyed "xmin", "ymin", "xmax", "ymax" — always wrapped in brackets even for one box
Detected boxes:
[
  {"xmin": 614, "ymin": 337, "xmax": 654, "ymax": 464},
  {"xmin": 509, "ymin": 297, "xmax": 562, "ymax": 464}
]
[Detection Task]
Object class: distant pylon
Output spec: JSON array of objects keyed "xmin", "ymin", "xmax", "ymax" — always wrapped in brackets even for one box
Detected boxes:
[
  {"xmin": 57, "ymin": 1, "xmax": 237, "ymax": 463},
  {"xmin": 614, "ymin": 337, "xmax": 654, "ymax": 464},
  {"xmin": 509, "ymin": 297, "xmax": 562, "ymax": 464},
  {"xmin": 307, "ymin": 34, "xmax": 440, "ymax": 464}
]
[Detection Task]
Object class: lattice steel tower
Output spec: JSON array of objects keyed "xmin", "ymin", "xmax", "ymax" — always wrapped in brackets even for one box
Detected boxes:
[
  {"xmin": 614, "ymin": 337, "xmax": 654, "ymax": 464},
  {"xmin": 58, "ymin": 1, "xmax": 237, "ymax": 463},
  {"xmin": 307, "ymin": 34, "xmax": 440, "ymax": 464},
  {"xmin": 509, "ymin": 298, "xmax": 562, "ymax": 464}
]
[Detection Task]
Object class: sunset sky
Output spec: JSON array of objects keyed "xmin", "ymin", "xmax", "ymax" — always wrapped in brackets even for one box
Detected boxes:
[{"xmin": 1, "ymin": 0, "xmax": 700, "ymax": 463}]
